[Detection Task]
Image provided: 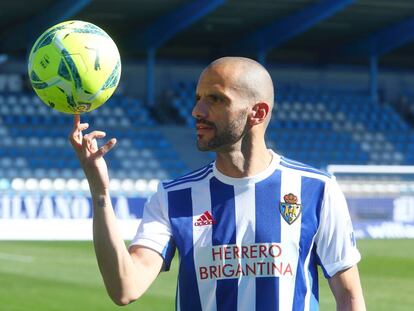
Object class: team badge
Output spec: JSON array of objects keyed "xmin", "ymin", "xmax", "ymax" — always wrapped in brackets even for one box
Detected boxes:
[{"xmin": 280, "ymin": 193, "xmax": 302, "ymax": 225}]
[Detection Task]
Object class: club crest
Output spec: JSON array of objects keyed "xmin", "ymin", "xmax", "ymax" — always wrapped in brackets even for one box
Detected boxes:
[{"xmin": 280, "ymin": 193, "xmax": 302, "ymax": 225}]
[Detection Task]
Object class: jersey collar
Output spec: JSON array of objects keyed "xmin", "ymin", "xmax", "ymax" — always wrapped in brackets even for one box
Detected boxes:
[{"xmin": 212, "ymin": 150, "xmax": 281, "ymax": 186}]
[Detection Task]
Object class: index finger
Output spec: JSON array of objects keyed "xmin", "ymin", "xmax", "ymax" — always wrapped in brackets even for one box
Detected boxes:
[
  {"xmin": 74, "ymin": 114, "xmax": 80, "ymax": 127},
  {"xmin": 70, "ymin": 114, "xmax": 88, "ymax": 141}
]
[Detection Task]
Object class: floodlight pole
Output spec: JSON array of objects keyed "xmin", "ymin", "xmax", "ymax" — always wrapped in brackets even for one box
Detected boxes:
[
  {"xmin": 146, "ymin": 48, "xmax": 156, "ymax": 106},
  {"xmin": 370, "ymin": 55, "xmax": 378, "ymax": 104},
  {"xmin": 133, "ymin": 0, "xmax": 225, "ymax": 107}
]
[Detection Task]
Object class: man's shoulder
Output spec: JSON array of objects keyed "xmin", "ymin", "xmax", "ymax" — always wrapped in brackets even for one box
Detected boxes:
[
  {"xmin": 279, "ymin": 156, "xmax": 332, "ymax": 181},
  {"xmin": 161, "ymin": 162, "xmax": 215, "ymax": 191}
]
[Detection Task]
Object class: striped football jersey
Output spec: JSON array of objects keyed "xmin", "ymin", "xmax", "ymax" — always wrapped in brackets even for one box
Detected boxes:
[{"xmin": 130, "ymin": 151, "xmax": 361, "ymax": 311}]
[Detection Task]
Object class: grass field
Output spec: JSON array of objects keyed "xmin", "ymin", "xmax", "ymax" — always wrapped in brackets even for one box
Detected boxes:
[{"xmin": 0, "ymin": 239, "xmax": 413, "ymax": 310}]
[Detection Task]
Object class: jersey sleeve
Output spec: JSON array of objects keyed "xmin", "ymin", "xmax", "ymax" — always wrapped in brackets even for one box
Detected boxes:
[
  {"xmin": 129, "ymin": 184, "xmax": 176, "ymax": 271},
  {"xmin": 314, "ymin": 177, "xmax": 361, "ymax": 278}
]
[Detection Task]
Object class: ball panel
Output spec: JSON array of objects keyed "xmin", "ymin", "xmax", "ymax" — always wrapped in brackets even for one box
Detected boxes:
[
  {"xmin": 30, "ymin": 70, "xmax": 49, "ymax": 89},
  {"xmin": 102, "ymin": 60, "xmax": 121, "ymax": 90},
  {"xmin": 61, "ymin": 49, "xmax": 83, "ymax": 91},
  {"xmin": 34, "ymin": 85, "xmax": 73, "ymax": 114},
  {"xmin": 57, "ymin": 60, "xmax": 71, "ymax": 81},
  {"xmin": 29, "ymin": 24, "xmax": 65, "ymax": 57},
  {"xmin": 30, "ymin": 45, "xmax": 62, "ymax": 81}
]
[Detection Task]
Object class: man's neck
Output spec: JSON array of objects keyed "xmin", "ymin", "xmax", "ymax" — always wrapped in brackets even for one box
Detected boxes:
[{"xmin": 214, "ymin": 138, "xmax": 272, "ymax": 178}]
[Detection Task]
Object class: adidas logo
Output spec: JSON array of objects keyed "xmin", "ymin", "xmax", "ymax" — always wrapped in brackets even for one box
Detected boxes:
[{"xmin": 194, "ymin": 211, "xmax": 216, "ymax": 226}]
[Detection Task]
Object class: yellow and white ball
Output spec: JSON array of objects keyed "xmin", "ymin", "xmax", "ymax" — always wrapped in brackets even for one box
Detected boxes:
[{"xmin": 28, "ymin": 20, "xmax": 121, "ymax": 114}]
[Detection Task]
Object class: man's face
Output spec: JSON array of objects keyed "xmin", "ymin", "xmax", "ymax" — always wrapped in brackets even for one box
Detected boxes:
[{"xmin": 192, "ymin": 67, "xmax": 249, "ymax": 152}]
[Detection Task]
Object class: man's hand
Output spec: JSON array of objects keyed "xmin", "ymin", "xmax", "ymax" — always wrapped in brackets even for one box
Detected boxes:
[{"xmin": 69, "ymin": 114, "xmax": 117, "ymax": 194}]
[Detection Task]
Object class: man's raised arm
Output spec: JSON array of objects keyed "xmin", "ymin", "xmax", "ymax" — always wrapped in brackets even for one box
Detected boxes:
[{"xmin": 69, "ymin": 115, "xmax": 164, "ymax": 305}]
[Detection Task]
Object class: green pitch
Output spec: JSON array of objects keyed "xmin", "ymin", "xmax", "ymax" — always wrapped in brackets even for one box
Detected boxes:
[{"xmin": 0, "ymin": 239, "xmax": 413, "ymax": 310}]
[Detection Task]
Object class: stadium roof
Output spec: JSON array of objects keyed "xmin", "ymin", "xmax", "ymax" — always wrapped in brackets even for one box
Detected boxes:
[{"xmin": 1, "ymin": 0, "xmax": 414, "ymax": 69}]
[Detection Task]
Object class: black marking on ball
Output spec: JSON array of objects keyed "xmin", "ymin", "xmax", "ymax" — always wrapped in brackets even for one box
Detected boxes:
[
  {"xmin": 85, "ymin": 46, "xmax": 101, "ymax": 70},
  {"xmin": 40, "ymin": 55, "xmax": 50, "ymax": 69}
]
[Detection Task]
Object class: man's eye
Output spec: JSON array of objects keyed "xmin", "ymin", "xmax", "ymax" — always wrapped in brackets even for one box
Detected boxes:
[{"xmin": 210, "ymin": 95, "xmax": 219, "ymax": 102}]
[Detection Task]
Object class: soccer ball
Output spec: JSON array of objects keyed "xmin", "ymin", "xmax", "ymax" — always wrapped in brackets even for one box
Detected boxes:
[{"xmin": 28, "ymin": 20, "xmax": 121, "ymax": 114}]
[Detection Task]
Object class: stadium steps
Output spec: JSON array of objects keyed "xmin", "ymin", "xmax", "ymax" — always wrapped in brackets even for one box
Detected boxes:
[{"xmin": 159, "ymin": 126, "xmax": 213, "ymax": 170}]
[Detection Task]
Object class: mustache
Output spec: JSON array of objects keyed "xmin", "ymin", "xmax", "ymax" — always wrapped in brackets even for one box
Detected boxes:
[{"xmin": 196, "ymin": 119, "xmax": 216, "ymax": 128}]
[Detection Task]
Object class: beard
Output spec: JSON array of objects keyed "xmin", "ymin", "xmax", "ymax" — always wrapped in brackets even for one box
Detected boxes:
[{"xmin": 196, "ymin": 110, "xmax": 248, "ymax": 152}]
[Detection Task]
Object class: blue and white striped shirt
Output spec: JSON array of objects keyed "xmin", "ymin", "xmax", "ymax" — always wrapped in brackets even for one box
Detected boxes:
[{"xmin": 131, "ymin": 151, "xmax": 360, "ymax": 311}]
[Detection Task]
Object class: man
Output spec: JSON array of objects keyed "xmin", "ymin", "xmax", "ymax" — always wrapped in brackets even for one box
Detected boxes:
[{"xmin": 70, "ymin": 57, "xmax": 366, "ymax": 310}]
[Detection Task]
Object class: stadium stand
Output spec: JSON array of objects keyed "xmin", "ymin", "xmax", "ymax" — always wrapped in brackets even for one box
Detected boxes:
[
  {"xmin": 2, "ymin": 79, "xmax": 414, "ymax": 190},
  {"xmin": 170, "ymin": 81, "xmax": 197, "ymax": 126},
  {"xmin": 271, "ymin": 90, "xmax": 411, "ymax": 167},
  {"xmin": 168, "ymin": 80, "xmax": 414, "ymax": 169},
  {"xmin": 0, "ymin": 92, "xmax": 188, "ymax": 184}
]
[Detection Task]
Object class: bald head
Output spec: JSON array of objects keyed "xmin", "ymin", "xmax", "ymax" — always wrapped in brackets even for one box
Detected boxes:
[
  {"xmin": 205, "ymin": 57, "xmax": 274, "ymax": 113},
  {"xmin": 193, "ymin": 57, "xmax": 274, "ymax": 151}
]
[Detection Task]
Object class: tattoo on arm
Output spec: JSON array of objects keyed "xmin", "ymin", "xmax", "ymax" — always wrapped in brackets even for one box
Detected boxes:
[
  {"xmin": 94, "ymin": 195, "xmax": 109, "ymax": 209},
  {"xmin": 97, "ymin": 196, "xmax": 106, "ymax": 208}
]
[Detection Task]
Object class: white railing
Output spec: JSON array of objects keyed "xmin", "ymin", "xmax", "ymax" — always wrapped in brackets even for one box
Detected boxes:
[
  {"xmin": 327, "ymin": 165, "xmax": 414, "ymax": 174},
  {"xmin": 0, "ymin": 177, "xmax": 159, "ymax": 195}
]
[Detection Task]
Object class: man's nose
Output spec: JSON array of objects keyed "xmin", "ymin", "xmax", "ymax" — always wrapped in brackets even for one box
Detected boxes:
[{"xmin": 192, "ymin": 99, "xmax": 208, "ymax": 119}]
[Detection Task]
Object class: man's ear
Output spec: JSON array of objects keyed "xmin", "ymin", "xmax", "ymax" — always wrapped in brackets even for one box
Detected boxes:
[{"xmin": 248, "ymin": 102, "xmax": 270, "ymax": 126}]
